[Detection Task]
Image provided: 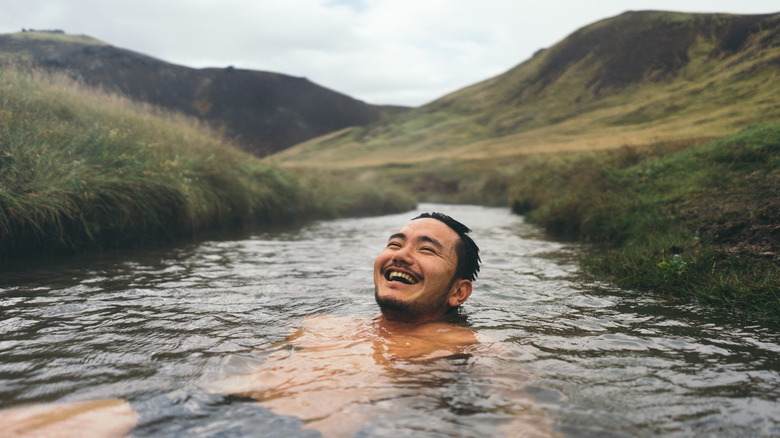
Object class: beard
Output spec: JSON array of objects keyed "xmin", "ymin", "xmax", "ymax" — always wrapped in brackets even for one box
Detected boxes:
[{"xmin": 374, "ymin": 282, "xmax": 454, "ymax": 323}]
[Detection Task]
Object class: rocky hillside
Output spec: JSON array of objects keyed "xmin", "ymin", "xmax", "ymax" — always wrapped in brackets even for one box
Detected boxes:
[{"xmin": 0, "ymin": 31, "xmax": 404, "ymax": 156}]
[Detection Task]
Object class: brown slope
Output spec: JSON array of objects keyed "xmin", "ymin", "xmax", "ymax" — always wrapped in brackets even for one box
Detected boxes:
[{"xmin": 0, "ymin": 31, "xmax": 406, "ymax": 156}]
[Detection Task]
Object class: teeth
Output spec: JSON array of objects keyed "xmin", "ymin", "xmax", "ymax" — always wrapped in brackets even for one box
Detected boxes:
[{"xmin": 388, "ymin": 271, "xmax": 416, "ymax": 284}]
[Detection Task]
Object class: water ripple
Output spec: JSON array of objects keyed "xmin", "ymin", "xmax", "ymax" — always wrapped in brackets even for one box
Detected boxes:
[{"xmin": 0, "ymin": 204, "xmax": 778, "ymax": 437}]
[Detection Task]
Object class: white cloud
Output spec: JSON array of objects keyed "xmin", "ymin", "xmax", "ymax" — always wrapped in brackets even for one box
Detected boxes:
[{"xmin": 2, "ymin": 0, "xmax": 778, "ymax": 105}]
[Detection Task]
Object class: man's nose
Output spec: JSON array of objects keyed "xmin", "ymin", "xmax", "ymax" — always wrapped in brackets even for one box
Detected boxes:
[{"xmin": 391, "ymin": 245, "xmax": 413, "ymax": 264}]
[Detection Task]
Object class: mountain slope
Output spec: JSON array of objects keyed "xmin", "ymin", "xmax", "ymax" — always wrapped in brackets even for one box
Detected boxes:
[
  {"xmin": 273, "ymin": 11, "xmax": 780, "ymax": 167},
  {"xmin": 0, "ymin": 31, "xmax": 403, "ymax": 156}
]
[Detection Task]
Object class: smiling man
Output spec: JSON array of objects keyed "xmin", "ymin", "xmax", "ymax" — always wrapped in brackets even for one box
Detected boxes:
[
  {"xmin": 374, "ymin": 212, "xmax": 480, "ymax": 323},
  {"xmin": 209, "ymin": 213, "xmax": 557, "ymax": 436}
]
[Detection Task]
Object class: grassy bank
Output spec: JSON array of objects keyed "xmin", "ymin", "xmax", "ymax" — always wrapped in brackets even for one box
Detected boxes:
[
  {"xmin": 509, "ymin": 124, "xmax": 779, "ymax": 318},
  {"xmin": 0, "ymin": 69, "xmax": 414, "ymax": 261}
]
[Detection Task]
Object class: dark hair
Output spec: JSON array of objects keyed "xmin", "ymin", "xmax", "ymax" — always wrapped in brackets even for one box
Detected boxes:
[{"xmin": 413, "ymin": 212, "xmax": 480, "ymax": 282}]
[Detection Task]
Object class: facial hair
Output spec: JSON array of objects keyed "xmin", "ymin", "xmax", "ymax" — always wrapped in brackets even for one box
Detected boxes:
[{"xmin": 374, "ymin": 274, "xmax": 457, "ymax": 323}]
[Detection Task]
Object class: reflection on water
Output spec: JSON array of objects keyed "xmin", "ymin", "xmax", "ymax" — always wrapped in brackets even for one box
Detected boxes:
[{"xmin": 1, "ymin": 204, "xmax": 778, "ymax": 437}]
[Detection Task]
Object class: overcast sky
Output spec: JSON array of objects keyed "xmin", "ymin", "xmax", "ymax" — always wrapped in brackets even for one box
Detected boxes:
[{"xmin": 3, "ymin": 1, "xmax": 778, "ymax": 106}]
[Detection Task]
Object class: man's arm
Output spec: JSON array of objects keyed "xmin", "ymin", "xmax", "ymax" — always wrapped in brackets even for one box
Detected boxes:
[{"xmin": 0, "ymin": 398, "xmax": 138, "ymax": 437}]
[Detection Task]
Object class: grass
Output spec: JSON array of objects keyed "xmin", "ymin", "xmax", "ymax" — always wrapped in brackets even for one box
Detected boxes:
[
  {"xmin": 0, "ymin": 69, "xmax": 415, "ymax": 261},
  {"xmin": 8, "ymin": 30, "xmax": 107, "ymax": 46},
  {"xmin": 508, "ymin": 125, "xmax": 779, "ymax": 318}
]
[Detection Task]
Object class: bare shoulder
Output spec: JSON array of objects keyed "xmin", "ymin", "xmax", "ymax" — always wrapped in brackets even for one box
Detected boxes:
[
  {"xmin": 301, "ymin": 314, "xmax": 357, "ymax": 327},
  {"xmin": 408, "ymin": 321, "xmax": 479, "ymax": 345},
  {"xmin": 298, "ymin": 314, "xmax": 370, "ymax": 338}
]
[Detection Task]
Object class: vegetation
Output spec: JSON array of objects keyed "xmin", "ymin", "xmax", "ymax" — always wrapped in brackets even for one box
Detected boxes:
[
  {"xmin": 508, "ymin": 125, "xmax": 779, "ymax": 318},
  {"xmin": 0, "ymin": 69, "xmax": 414, "ymax": 261},
  {"xmin": 10, "ymin": 30, "xmax": 106, "ymax": 46}
]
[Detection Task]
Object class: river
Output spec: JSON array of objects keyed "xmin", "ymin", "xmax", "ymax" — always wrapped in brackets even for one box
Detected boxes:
[{"xmin": 0, "ymin": 204, "xmax": 778, "ymax": 437}]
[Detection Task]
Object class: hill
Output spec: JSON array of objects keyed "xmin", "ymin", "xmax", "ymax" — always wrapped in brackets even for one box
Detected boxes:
[
  {"xmin": 272, "ymin": 10, "xmax": 779, "ymax": 168},
  {"xmin": 0, "ymin": 30, "xmax": 405, "ymax": 156}
]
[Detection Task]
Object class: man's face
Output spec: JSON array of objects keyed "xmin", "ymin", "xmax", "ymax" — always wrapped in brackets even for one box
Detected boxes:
[{"xmin": 373, "ymin": 218, "xmax": 463, "ymax": 322}]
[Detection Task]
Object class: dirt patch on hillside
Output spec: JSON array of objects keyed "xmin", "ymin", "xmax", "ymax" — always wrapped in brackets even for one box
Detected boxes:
[
  {"xmin": 532, "ymin": 11, "xmax": 778, "ymax": 96},
  {"xmin": 691, "ymin": 191, "xmax": 779, "ymax": 258}
]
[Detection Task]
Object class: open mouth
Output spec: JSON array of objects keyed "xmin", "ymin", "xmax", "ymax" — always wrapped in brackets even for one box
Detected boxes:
[{"xmin": 385, "ymin": 270, "xmax": 419, "ymax": 285}]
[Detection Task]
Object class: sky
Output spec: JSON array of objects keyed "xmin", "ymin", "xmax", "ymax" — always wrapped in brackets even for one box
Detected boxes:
[{"xmin": 2, "ymin": 1, "xmax": 778, "ymax": 106}]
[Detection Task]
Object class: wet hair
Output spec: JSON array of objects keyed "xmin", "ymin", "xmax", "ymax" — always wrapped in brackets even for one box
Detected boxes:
[{"xmin": 413, "ymin": 212, "xmax": 481, "ymax": 282}]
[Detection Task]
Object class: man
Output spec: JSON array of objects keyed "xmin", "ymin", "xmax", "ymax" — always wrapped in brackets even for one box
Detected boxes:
[
  {"xmin": 211, "ymin": 212, "xmax": 491, "ymax": 436},
  {"xmin": 1, "ymin": 213, "xmax": 552, "ymax": 437},
  {"xmin": 210, "ymin": 212, "xmax": 555, "ymax": 437},
  {"xmin": 373, "ymin": 212, "xmax": 481, "ymax": 324}
]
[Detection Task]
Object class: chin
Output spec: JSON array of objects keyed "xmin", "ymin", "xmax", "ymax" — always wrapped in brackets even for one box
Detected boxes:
[
  {"xmin": 375, "ymin": 288, "xmax": 407, "ymax": 304},
  {"xmin": 374, "ymin": 288, "xmax": 445, "ymax": 323}
]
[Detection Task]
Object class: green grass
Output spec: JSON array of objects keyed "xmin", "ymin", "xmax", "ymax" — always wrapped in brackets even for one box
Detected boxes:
[
  {"xmin": 0, "ymin": 69, "xmax": 414, "ymax": 261},
  {"xmin": 508, "ymin": 125, "xmax": 780, "ymax": 318},
  {"xmin": 9, "ymin": 31, "xmax": 107, "ymax": 46}
]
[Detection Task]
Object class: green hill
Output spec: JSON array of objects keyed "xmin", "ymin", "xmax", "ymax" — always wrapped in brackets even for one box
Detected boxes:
[{"xmin": 273, "ymin": 11, "xmax": 779, "ymax": 168}]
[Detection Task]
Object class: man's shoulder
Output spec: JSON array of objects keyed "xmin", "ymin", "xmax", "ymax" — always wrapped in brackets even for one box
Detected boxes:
[
  {"xmin": 298, "ymin": 314, "xmax": 480, "ymax": 345},
  {"xmin": 297, "ymin": 314, "xmax": 373, "ymax": 339},
  {"xmin": 408, "ymin": 321, "xmax": 479, "ymax": 344},
  {"xmin": 301, "ymin": 314, "xmax": 372, "ymax": 329}
]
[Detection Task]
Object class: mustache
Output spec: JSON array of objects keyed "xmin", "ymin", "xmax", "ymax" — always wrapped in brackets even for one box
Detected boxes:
[{"xmin": 384, "ymin": 261, "xmax": 424, "ymax": 280}]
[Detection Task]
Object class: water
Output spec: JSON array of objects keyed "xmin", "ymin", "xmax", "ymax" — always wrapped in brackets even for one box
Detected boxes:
[{"xmin": 1, "ymin": 204, "xmax": 778, "ymax": 437}]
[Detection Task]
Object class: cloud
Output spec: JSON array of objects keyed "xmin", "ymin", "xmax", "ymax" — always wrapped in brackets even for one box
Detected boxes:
[{"xmin": 2, "ymin": 0, "xmax": 778, "ymax": 105}]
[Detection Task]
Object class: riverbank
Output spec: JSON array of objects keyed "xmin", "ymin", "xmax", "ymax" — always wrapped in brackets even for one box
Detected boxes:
[
  {"xmin": 0, "ymin": 69, "xmax": 414, "ymax": 261},
  {"xmin": 509, "ymin": 124, "xmax": 779, "ymax": 319}
]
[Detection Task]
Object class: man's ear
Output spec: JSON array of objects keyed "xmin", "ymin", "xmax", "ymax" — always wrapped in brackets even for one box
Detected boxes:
[{"xmin": 448, "ymin": 280, "xmax": 472, "ymax": 307}]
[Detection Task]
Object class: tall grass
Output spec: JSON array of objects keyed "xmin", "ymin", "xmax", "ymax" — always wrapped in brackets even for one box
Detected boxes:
[
  {"xmin": 0, "ymin": 69, "xmax": 413, "ymax": 260},
  {"xmin": 508, "ymin": 125, "xmax": 779, "ymax": 318}
]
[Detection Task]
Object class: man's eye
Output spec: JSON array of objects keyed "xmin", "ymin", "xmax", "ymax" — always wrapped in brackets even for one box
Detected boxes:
[
  {"xmin": 420, "ymin": 247, "xmax": 436, "ymax": 253},
  {"xmin": 387, "ymin": 242, "xmax": 401, "ymax": 248}
]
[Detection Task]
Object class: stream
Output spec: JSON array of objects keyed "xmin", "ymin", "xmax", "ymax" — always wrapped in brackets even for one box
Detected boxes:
[{"xmin": 1, "ymin": 204, "xmax": 778, "ymax": 437}]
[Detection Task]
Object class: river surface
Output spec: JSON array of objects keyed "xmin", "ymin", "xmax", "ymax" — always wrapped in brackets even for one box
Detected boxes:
[{"xmin": 1, "ymin": 204, "xmax": 778, "ymax": 437}]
